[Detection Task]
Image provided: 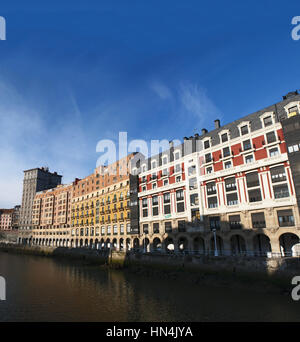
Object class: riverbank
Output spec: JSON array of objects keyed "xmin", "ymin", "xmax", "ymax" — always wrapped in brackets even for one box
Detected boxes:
[{"xmin": 0, "ymin": 243, "xmax": 297, "ymax": 295}]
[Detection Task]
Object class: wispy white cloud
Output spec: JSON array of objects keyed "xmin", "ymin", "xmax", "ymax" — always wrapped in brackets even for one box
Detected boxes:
[
  {"xmin": 178, "ymin": 81, "xmax": 222, "ymax": 130},
  {"xmin": 149, "ymin": 80, "xmax": 173, "ymax": 100}
]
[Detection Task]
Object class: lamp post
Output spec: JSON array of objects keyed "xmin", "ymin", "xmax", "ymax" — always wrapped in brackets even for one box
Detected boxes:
[{"xmin": 212, "ymin": 228, "xmax": 219, "ymax": 257}]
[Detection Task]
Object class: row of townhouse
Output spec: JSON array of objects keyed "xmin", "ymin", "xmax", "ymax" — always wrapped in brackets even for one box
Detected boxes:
[{"xmin": 23, "ymin": 90, "xmax": 300, "ymax": 257}]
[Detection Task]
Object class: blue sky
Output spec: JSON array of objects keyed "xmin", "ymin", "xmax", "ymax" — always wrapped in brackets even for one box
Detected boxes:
[{"xmin": 0, "ymin": 0, "xmax": 300, "ymax": 207}]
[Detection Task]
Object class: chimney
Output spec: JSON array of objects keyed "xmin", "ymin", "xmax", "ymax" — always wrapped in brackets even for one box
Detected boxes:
[
  {"xmin": 214, "ymin": 119, "xmax": 220, "ymax": 129},
  {"xmin": 201, "ymin": 128, "xmax": 208, "ymax": 135},
  {"xmin": 169, "ymin": 140, "xmax": 174, "ymax": 148},
  {"xmin": 183, "ymin": 136, "xmax": 189, "ymax": 141},
  {"xmin": 282, "ymin": 90, "xmax": 298, "ymax": 100},
  {"xmin": 194, "ymin": 133, "xmax": 199, "ymax": 138}
]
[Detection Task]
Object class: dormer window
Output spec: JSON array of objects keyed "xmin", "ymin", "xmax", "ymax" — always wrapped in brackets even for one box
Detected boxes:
[
  {"xmin": 151, "ymin": 160, "xmax": 157, "ymax": 169},
  {"xmin": 162, "ymin": 156, "xmax": 168, "ymax": 165},
  {"xmin": 288, "ymin": 106, "xmax": 299, "ymax": 116},
  {"xmin": 263, "ymin": 116, "xmax": 272, "ymax": 127},
  {"xmin": 204, "ymin": 140, "xmax": 210, "ymax": 149},
  {"xmin": 221, "ymin": 133, "xmax": 228, "ymax": 142},
  {"xmin": 174, "ymin": 151, "xmax": 180, "ymax": 160},
  {"xmin": 260, "ymin": 112, "xmax": 274, "ymax": 127},
  {"xmin": 241, "ymin": 125, "xmax": 249, "ymax": 135},
  {"xmin": 284, "ymin": 102, "xmax": 300, "ymax": 118}
]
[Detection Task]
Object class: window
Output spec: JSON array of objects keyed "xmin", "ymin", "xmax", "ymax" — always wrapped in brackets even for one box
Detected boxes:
[
  {"xmin": 152, "ymin": 161, "xmax": 157, "ymax": 169},
  {"xmin": 142, "ymin": 198, "xmax": 148, "ymax": 217},
  {"xmin": 174, "ymin": 151, "xmax": 180, "ymax": 160},
  {"xmin": 143, "ymin": 224, "xmax": 149, "ymax": 234},
  {"xmin": 225, "ymin": 177, "xmax": 236, "ymax": 192},
  {"xmin": 266, "ymin": 131, "xmax": 276, "ymax": 144},
  {"xmin": 153, "ymin": 223, "xmax": 160, "ymax": 233},
  {"xmin": 223, "ymin": 147, "xmax": 230, "ymax": 158},
  {"xmin": 207, "ymin": 182, "xmax": 216, "ymax": 195},
  {"xmin": 245, "ymin": 154, "xmax": 254, "ymax": 164},
  {"xmin": 243, "ymin": 139, "xmax": 251, "ymax": 151},
  {"xmin": 164, "ymin": 193, "xmax": 171, "ymax": 214},
  {"xmin": 241, "ymin": 125, "xmax": 249, "ymax": 135},
  {"xmin": 229, "ymin": 215, "xmax": 241, "ymax": 229},
  {"xmin": 204, "ymin": 140, "xmax": 210, "ymax": 149},
  {"xmin": 206, "ymin": 166, "xmax": 213, "ymax": 174},
  {"xmin": 248, "ymin": 189, "xmax": 262, "ymax": 202},
  {"xmin": 152, "ymin": 183, "xmax": 157, "ymax": 190},
  {"xmin": 163, "ymin": 179, "xmax": 169, "ymax": 186},
  {"xmin": 142, "ymin": 165, "xmax": 147, "ymax": 172},
  {"xmin": 120, "ymin": 224, "xmax": 124, "ymax": 234},
  {"xmin": 190, "ymin": 193, "xmax": 199, "ymax": 206},
  {"xmin": 165, "ymin": 222, "xmax": 172, "ymax": 233},
  {"xmin": 162, "ymin": 156, "xmax": 168, "ymax": 165},
  {"xmin": 101, "ymin": 226, "xmax": 105, "ymax": 235},
  {"xmin": 205, "ymin": 153, "xmax": 212, "ymax": 163},
  {"xmin": 288, "ymin": 144, "xmax": 299, "ymax": 153},
  {"xmin": 224, "ymin": 161, "xmax": 232, "ymax": 169},
  {"xmin": 107, "ymin": 226, "xmax": 111, "ymax": 234},
  {"xmin": 269, "ymin": 147, "xmax": 279, "ymax": 157},
  {"xmin": 176, "ymin": 176, "xmax": 181, "ymax": 183},
  {"xmin": 277, "ymin": 210, "xmax": 295, "ymax": 227},
  {"xmin": 273, "ymin": 184, "xmax": 289, "ymax": 199},
  {"xmin": 175, "ymin": 164, "xmax": 181, "ymax": 173},
  {"xmin": 189, "ymin": 177, "xmax": 197, "ymax": 190},
  {"xmin": 208, "ymin": 197, "xmax": 218, "ymax": 208},
  {"xmin": 263, "ymin": 116, "xmax": 273, "ymax": 127},
  {"xmin": 246, "ymin": 172, "xmax": 260, "ymax": 188},
  {"xmin": 251, "ymin": 212, "xmax": 266, "ymax": 228},
  {"xmin": 221, "ymin": 133, "xmax": 228, "ymax": 142},
  {"xmin": 176, "ymin": 190, "xmax": 185, "ymax": 212},
  {"xmin": 227, "ymin": 193, "xmax": 238, "ymax": 206},
  {"xmin": 113, "ymin": 225, "xmax": 118, "ymax": 234},
  {"xmin": 162, "ymin": 168, "xmax": 168, "ymax": 176},
  {"xmin": 188, "ymin": 165, "xmax": 196, "ymax": 176},
  {"xmin": 152, "ymin": 196, "xmax": 159, "ymax": 216},
  {"xmin": 142, "ymin": 186, "xmax": 146, "ymax": 192},
  {"xmin": 288, "ymin": 106, "xmax": 299, "ymax": 117},
  {"xmin": 270, "ymin": 166, "xmax": 286, "ymax": 183}
]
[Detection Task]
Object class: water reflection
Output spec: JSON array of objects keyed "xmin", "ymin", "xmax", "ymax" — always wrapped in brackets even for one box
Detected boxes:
[{"xmin": 0, "ymin": 252, "xmax": 300, "ymax": 321}]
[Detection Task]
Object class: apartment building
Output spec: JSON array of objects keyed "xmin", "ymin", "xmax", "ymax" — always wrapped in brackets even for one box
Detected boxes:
[
  {"xmin": 30, "ymin": 153, "xmax": 139, "ymax": 249},
  {"xmin": 0, "ymin": 209, "xmax": 14, "ymax": 231},
  {"xmin": 30, "ymin": 184, "xmax": 72, "ymax": 246},
  {"xmin": 136, "ymin": 91, "xmax": 300, "ymax": 257}
]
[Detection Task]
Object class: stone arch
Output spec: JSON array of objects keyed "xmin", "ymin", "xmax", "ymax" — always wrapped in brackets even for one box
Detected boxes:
[
  {"xmin": 279, "ymin": 233, "xmax": 300, "ymax": 257},
  {"xmin": 142, "ymin": 238, "xmax": 150, "ymax": 252},
  {"xmin": 193, "ymin": 236, "xmax": 205, "ymax": 254},
  {"xmin": 210, "ymin": 235, "xmax": 224, "ymax": 256},
  {"xmin": 230, "ymin": 234, "xmax": 246, "ymax": 255},
  {"xmin": 164, "ymin": 237, "xmax": 174, "ymax": 252},
  {"xmin": 253, "ymin": 234, "xmax": 271, "ymax": 256},
  {"xmin": 133, "ymin": 238, "xmax": 140, "ymax": 250},
  {"xmin": 119, "ymin": 238, "xmax": 124, "ymax": 251},
  {"xmin": 112, "ymin": 238, "xmax": 118, "ymax": 250},
  {"xmin": 177, "ymin": 236, "xmax": 188, "ymax": 252},
  {"xmin": 126, "ymin": 238, "xmax": 131, "ymax": 251}
]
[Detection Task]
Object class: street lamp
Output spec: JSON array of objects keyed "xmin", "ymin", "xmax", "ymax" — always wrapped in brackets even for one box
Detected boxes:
[{"xmin": 212, "ymin": 228, "xmax": 219, "ymax": 257}]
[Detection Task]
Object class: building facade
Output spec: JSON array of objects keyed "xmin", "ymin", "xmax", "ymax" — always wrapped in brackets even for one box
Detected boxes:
[
  {"xmin": 135, "ymin": 91, "xmax": 300, "ymax": 257},
  {"xmin": 0, "ymin": 209, "xmax": 14, "ymax": 231},
  {"xmin": 18, "ymin": 167, "xmax": 62, "ymax": 243},
  {"xmin": 25, "ymin": 91, "xmax": 300, "ymax": 257}
]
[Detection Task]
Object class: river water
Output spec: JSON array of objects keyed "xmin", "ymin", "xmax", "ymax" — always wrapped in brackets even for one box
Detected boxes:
[{"xmin": 0, "ymin": 251, "xmax": 300, "ymax": 321}]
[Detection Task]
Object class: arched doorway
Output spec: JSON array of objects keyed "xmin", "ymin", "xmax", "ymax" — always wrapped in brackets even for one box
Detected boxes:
[
  {"xmin": 230, "ymin": 235, "xmax": 246, "ymax": 255},
  {"xmin": 253, "ymin": 234, "xmax": 271, "ymax": 256},
  {"xmin": 193, "ymin": 237, "xmax": 205, "ymax": 255},
  {"xmin": 142, "ymin": 238, "xmax": 150, "ymax": 253},
  {"xmin": 164, "ymin": 237, "xmax": 174, "ymax": 253},
  {"xmin": 133, "ymin": 238, "xmax": 140, "ymax": 251},
  {"xmin": 178, "ymin": 237, "xmax": 188, "ymax": 253},
  {"xmin": 210, "ymin": 235, "xmax": 224, "ymax": 256},
  {"xmin": 279, "ymin": 233, "xmax": 300, "ymax": 257}
]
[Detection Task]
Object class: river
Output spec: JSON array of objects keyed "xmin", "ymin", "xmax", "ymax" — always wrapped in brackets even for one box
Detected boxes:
[{"xmin": 0, "ymin": 251, "xmax": 300, "ymax": 321}]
